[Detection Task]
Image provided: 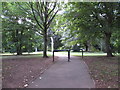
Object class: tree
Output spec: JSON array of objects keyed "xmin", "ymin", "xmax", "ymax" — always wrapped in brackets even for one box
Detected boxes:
[
  {"xmin": 93, "ymin": 2, "xmax": 119, "ymax": 56},
  {"xmin": 2, "ymin": 2, "xmax": 26, "ymax": 55},
  {"xmin": 2, "ymin": 2, "xmax": 42, "ymax": 55},
  {"xmin": 2, "ymin": 2, "xmax": 60, "ymax": 57},
  {"xmin": 16, "ymin": 1, "xmax": 60, "ymax": 57},
  {"xmin": 63, "ymin": 2, "xmax": 120, "ymax": 56}
]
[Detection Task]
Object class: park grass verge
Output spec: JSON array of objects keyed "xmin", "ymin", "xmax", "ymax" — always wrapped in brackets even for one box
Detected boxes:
[
  {"xmin": 71, "ymin": 52, "xmax": 107, "ymax": 56},
  {"xmin": 83, "ymin": 56, "xmax": 119, "ymax": 88},
  {"xmin": 1, "ymin": 52, "xmax": 52, "ymax": 59},
  {"xmin": 53, "ymin": 51, "xmax": 107, "ymax": 56},
  {"xmin": 57, "ymin": 51, "xmax": 120, "ymax": 57}
]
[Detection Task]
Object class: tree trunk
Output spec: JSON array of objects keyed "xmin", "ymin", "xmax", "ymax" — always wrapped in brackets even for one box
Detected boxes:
[
  {"xmin": 16, "ymin": 29, "xmax": 22, "ymax": 55},
  {"xmin": 84, "ymin": 42, "xmax": 88, "ymax": 52},
  {"xmin": 17, "ymin": 47, "xmax": 22, "ymax": 55},
  {"xmin": 17, "ymin": 42, "xmax": 22, "ymax": 55},
  {"xmin": 105, "ymin": 32, "xmax": 113, "ymax": 57},
  {"xmin": 43, "ymin": 29, "xmax": 48, "ymax": 58},
  {"xmin": 16, "ymin": 41, "xmax": 22, "ymax": 55}
]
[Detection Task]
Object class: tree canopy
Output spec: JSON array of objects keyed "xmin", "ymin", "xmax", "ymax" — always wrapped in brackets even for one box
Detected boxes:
[
  {"xmin": 56, "ymin": 2, "xmax": 120, "ymax": 56},
  {"xmin": 1, "ymin": 2, "xmax": 120, "ymax": 57}
]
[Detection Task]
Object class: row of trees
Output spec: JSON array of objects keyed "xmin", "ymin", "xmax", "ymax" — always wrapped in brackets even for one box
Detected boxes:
[
  {"xmin": 2, "ymin": 2, "xmax": 61, "ymax": 57},
  {"xmin": 55, "ymin": 2, "xmax": 120, "ymax": 57},
  {"xmin": 2, "ymin": 2, "xmax": 120, "ymax": 57}
]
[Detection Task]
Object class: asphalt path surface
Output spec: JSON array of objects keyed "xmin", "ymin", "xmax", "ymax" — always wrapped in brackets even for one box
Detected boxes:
[{"xmin": 28, "ymin": 54, "xmax": 95, "ymax": 88}]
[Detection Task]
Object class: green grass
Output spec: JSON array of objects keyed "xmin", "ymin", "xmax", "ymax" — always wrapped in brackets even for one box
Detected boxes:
[
  {"xmin": 1, "ymin": 51, "xmax": 119, "ymax": 59},
  {"xmin": 1, "ymin": 51, "xmax": 52, "ymax": 59},
  {"xmin": 71, "ymin": 52, "xmax": 107, "ymax": 56},
  {"xmin": 55, "ymin": 51, "xmax": 120, "ymax": 56},
  {"xmin": 54, "ymin": 51, "xmax": 107, "ymax": 56}
]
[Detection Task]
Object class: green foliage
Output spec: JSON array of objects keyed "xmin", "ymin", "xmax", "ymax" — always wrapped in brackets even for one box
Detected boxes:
[
  {"xmin": 2, "ymin": 2, "xmax": 43, "ymax": 54},
  {"xmin": 56, "ymin": 2, "xmax": 120, "ymax": 54},
  {"xmin": 111, "ymin": 30, "xmax": 120, "ymax": 53},
  {"xmin": 1, "ymin": 2, "xmax": 119, "ymax": 56}
]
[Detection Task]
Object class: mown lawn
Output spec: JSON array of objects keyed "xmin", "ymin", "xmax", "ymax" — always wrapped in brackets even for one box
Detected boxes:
[
  {"xmin": 53, "ymin": 51, "xmax": 107, "ymax": 56},
  {"xmin": 1, "ymin": 51, "xmax": 52, "ymax": 59}
]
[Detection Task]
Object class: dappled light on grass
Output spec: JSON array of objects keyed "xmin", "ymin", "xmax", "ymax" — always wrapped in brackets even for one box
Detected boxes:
[
  {"xmin": 1, "ymin": 51, "xmax": 52, "ymax": 59},
  {"xmin": 71, "ymin": 52, "xmax": 107, "ymax": 56},
  {"xmin": 53, "ymin": 52, "xmax": 107, "ymax": 56},
  {"xmin": 1, "ymin": 51, "xmax": 43, "ymax": 56}
]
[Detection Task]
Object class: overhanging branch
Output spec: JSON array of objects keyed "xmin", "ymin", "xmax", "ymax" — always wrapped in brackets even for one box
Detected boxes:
[
  {"xmin": 29, "ymin": 2, "xmax": 44, "ymax": 30},
  {"xmin": 47, "ymin": 9, "xmax": 59, "ymax": 28}
]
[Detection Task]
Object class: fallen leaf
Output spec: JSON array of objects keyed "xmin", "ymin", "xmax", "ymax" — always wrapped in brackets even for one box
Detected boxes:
[
  {"xmin": 39, "ymin": 77, "xmax": 42, "ymax": 80},
  {"xmin": 24, "ymin": 84, "xmax": 28, "ymax": 87}
]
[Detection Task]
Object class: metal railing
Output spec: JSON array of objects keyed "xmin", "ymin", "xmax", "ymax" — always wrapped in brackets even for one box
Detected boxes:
[{"xmin": 53, "ymin": 49, "xmax": 83, "ymax": 62}]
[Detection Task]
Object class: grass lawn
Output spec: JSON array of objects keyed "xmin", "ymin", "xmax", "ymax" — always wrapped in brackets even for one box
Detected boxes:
[
  {"xmin": 1, "ymin": 51, "xmax": 52, "ymax": 59},
  {"xmin": 53, "ymin": 51, "xmax": 107, "ymax": 56}
]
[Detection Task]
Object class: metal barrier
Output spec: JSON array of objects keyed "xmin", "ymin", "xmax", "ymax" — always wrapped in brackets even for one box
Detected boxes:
[
  {"xmin": 53, "ymin": 49, "xmax": 70, "ymax": 62},
  {"xmin": 53, "ymin": 49, "xmax": 83, "ymax": 62}
]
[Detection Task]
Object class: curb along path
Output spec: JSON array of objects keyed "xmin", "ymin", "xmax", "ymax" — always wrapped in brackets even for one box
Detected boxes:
[{"xmin": 28, "ymin": 55, "xmax": 95, "ymax": 88}]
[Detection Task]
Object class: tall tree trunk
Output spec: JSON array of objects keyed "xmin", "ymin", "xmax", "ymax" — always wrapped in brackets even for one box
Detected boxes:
[
  {"xmin": 43, "ymin": 29, "xmax": 48, "ymax": 58},
  {"xmin": 16, "ymin": 29, "xmax": 22, "ymax": 55},
  {"xmin": 105, "ymin": 32, "xmax": 113, "ymax": 57},
  {"xmin": 17, "ymin": 42, "xmax": 22, "ymax": 55},
  {"xmin": 84, "ymin": 42, "xmax": 88, "ymax": 52},
  {"xmin": 19, "ymin": 30, "xmax": 23, "ymax": 55},
  {"xmin": 17, "ymin": 46, "xmax": 22, "ymax": 55},
  {"xmin": 16, "ymin": 29, "xmax": 20, "ymax": 55}
]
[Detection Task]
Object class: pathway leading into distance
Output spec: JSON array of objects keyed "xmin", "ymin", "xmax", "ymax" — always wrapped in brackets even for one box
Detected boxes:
[{"xmin": 28, "ymin": 54, "xmax": 95, "ymax": 88}]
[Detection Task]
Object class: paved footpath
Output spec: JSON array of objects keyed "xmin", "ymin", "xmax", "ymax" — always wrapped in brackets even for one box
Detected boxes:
[{"xmin": 28, "ymin": 55, "xmax": 95, "ymax": 88}]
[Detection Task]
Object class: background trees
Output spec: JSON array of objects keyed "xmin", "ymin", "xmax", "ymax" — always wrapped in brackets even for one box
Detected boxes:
[
  {"xmin": 58, "ymin": 2, "xmax": 120, "ymax": 56},
  {"xmin": 2, "ymin": 2, "xmax": 42, "ymax": 55},
  {"xmin": 27, "ymin": 2, "xmax": 60, "ymax": 57},
  {"xmin": 1, "ymin": 2, "xmax": 119, "ymax": 57},
  {"xmin": 2, "ymin": 2, "xmax": 60, "ymax": 57}
]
